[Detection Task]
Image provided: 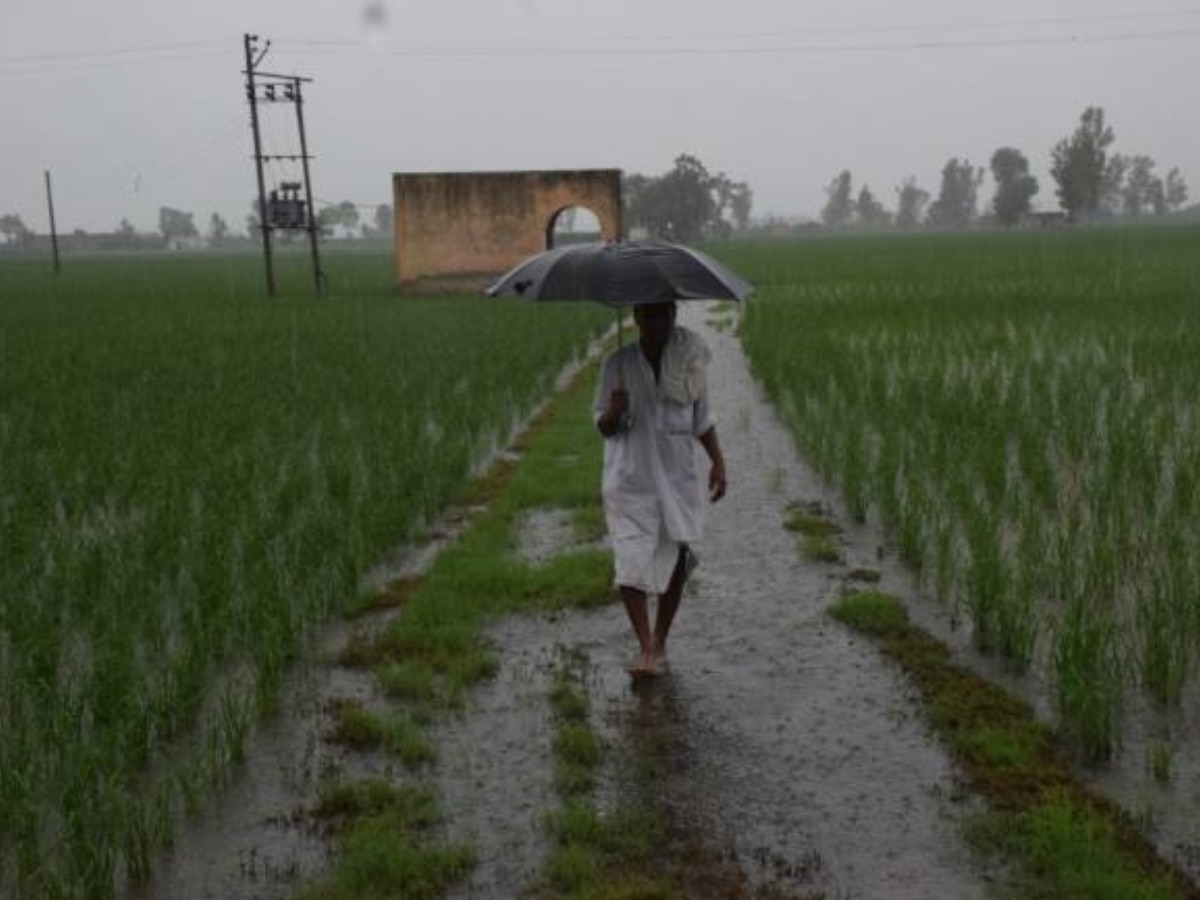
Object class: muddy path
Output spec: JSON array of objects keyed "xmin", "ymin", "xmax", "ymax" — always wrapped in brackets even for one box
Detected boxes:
[{"xmin": 432, "ymin": 304, "xmax": 996, "ymax": 899}]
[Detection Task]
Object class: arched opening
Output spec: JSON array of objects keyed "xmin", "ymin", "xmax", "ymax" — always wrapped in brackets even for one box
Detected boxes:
[{"xmin": 546, "ymin": 205, "xmax": 602, "ymax": 248}]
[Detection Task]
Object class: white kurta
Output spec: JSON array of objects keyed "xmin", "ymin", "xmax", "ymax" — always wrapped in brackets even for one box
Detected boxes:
[{"xmin": 593, "ymin": 329, "xmax": 715, "ymax": 595}]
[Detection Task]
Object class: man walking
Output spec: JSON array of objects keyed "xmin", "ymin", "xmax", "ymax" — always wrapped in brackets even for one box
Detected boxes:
[{"xmin": 594, "ymin": 301, "xmax": 727, "ymax": 675}]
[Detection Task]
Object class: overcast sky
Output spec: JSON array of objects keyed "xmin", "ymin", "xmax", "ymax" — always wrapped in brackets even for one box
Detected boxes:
[{"xmin": 2, "ymin": 0, "xmax": 1197, "ymax": 234}]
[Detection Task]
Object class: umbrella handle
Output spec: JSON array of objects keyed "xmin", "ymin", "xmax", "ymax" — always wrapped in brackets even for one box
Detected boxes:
[{"xmin": 615, "ymin": 307, "xmax": 624, "ymax": 388}]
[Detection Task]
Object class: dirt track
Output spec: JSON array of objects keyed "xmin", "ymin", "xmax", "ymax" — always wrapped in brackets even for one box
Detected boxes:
[{"xmin": 433, "ymin": 304, "xmax": 994, "ymax": 898}]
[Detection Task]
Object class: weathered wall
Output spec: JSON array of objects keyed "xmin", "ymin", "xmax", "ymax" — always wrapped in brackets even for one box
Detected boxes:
[{"xmin": 392, "ymin": 169, "xmax": 622, "ymax": 291}]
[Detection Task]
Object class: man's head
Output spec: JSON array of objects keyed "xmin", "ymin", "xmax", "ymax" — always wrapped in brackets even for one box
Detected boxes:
[{"xmin": 633, "ymin": 301, "xmax": 677, "ymax": 352}]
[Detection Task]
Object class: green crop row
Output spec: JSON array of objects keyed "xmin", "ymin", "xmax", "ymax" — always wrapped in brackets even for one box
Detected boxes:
[
  {"xmin": 735, "ymin": 225, "xmax": 1200, "ymax": 762},
  {"xmin": 0, "ymin": 250, "xmax": 607, "ymax": 899}
]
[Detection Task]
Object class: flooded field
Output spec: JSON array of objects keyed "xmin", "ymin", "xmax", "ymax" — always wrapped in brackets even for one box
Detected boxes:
[{"xmin": 131, "ymin": 305, "xmax": 1003, "ymax": 899}]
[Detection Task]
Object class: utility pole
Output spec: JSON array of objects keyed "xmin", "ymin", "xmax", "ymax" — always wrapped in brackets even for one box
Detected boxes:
[
  {"xmin": 44, "ymin": 169, "xmax": 60, "ymax": 274},
  {"xmin": 243, "ymin": 34, "xmax": 275, "ymax": 296},
  {"xmin": 291, "ymin": 76, "xmax": 324, "ymax": 294},
  {"xmin": 242, "ymin": 34, "xmax": 324, "ymax": 296}
]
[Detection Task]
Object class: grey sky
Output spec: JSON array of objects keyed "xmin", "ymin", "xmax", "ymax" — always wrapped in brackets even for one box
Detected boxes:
[{"xmin": 2, "ymin": 0, "xmax": 1197, "ymax": 234}]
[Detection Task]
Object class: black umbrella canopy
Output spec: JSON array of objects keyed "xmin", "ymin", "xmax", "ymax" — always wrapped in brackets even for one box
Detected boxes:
[{"xmin": 485, "ymin": 240, "xmax": 753, "ymax": 306}]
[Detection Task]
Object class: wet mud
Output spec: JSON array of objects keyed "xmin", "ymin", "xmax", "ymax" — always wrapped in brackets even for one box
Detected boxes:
[{"xmin": 130, "ymin": 302, "xmax": 1200, "ymax": 898}]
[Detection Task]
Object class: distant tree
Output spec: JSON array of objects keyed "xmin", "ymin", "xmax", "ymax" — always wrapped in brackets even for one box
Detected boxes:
[
  {"xmin": 854, "ymin": 185, "xmax": 889, "ymax": 228},
  {"xmin": 821, "ymin": 170, "xmax": 854, "ymax": 229},
  {"xmin": 625, "ymin": 155, "xmax": 714, "ymax": 241},
  {"xmin": 1100, "ymin": 153, "xmax": 1129, "ymax": 215},
  {"xmin": 621, "ymin": 173, "xmax": 651, "ymax": 233},
  {"xmin": 316, "ymin": 206, "xmax": 340, "ymax": 235},
  {"xmin": 1148, "ymin": 178, "xmax": 1167, "ymax": 216},
  {"xmin": 990, "ymin": 147, "xmax": 1039, "ymax": 227},
  {"xmin": 158, "ymin": 207, "xmax": 198, "ymax": 243},
  {"xmin": 1050, "ymin": 106, "xmax": 1114, "ymax": 220},
  {"xmin": 1121, "ymin": 155, "xmax": 1159, "ymax": 218},
  {"xmin": 709, "ymin": 171, "xmax": 753, "ymax": 236},
  {"xmin": 208, "ymin": 212, "xmax": 229, "ymax": 246},
  {"xmin": 1165, "ymin": 168, "xmax": 1189, "ymax": 211},
  {"xmin": 374, "ymin": 203, "xmax": 393, "ymax": 234},
  {"xmin": 926, "ymin": 158, "xmax": 983, "ymax": 229},
  {"xmin": 894, "ymin": 178, "xmax": 929, "ymax": 230},
  {"xmin": 0, "ymin": 213, "xmax": 31, "ymax": 247},
  {"xmin": 628, "ymin": 177, "xmax": 673, "ymax": 239},
  {"xmin": 728, "ymin": 181, "xmax": 754, "ymax": 233},
  {"xmin": 315, "ymin": 200, "xmax": 358, "ymax": 236},
  {"xmin": 655, "ymin": 154, "xmax": 717, "ymax": 242},
  {"xmin": 623, "ymin": 156, "xmax": 749, "ymax": 240},
  {"xmin": 247, "ymin": 199, "xmax": 262, "ymax": 238},
  {"xmin": 336, "ymin": 201, "xmax": 359, "ymax": 233}
]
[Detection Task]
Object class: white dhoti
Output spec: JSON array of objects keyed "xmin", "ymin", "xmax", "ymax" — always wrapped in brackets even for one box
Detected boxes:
[
  {"xmin": 593, "ymin": 327, "xmax": 715, "ymax": 596},
  {"xmin": 609, "ymin": 509, "xmax": 683, "ymax": 596}
]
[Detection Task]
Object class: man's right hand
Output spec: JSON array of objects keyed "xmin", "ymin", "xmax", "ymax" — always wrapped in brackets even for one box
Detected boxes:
[
  {"xmin": 599, "ymin": 388, "xmax": 630, "ymax": 437},
  {"xmin": 608, "ymin": 387, "xmax": 629, "ymax": 418}
]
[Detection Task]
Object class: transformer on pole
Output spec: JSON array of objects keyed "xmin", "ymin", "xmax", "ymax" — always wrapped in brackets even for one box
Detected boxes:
[{"xmin": 242, "ymin": 34, "xmax": 325, "ymax": 296}]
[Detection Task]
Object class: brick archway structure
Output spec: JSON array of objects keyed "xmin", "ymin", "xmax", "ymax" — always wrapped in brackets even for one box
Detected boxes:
[{"xmin": 392, "ymin": 168, "xmax": 622, "ymax": 292}]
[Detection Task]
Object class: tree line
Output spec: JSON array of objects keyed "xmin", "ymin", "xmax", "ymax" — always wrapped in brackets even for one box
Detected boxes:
[
  {"xmin": 2, "ymin": 108, "xmax": 1191, "ymax": 251},
  {"xmin": 622, "ymin": 154, "xmax": 753, "ymax": 243},
  {"xmin": 818, "ymin": 106, "xmax": 1190, "ymax": 232},
  {"xmin": 0, "ymin": 200, "xmax": 395, "ymax": 251}
]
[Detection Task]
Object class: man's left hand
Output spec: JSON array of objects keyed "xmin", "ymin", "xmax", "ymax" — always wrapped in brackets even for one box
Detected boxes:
[{"xmin": 709, "ymin": 460, "xmax": 727, "ymax": 503}]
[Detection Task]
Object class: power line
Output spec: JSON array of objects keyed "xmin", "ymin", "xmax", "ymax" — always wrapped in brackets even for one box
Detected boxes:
[
  {"xmin": 0, "ymin": 40, "xmax": 228, "ymax": 66},
  {"xmin": 0, "ymin": 43, "xmax": 235, "ymax": 78},
  {"xmin": 278, "ymin": 6, "xmax": 1200, "ymax": 51},
  {"xmin": 276, "ymin": 26, "xmax": 1200, "ymax": 59},
  {"xmin": 4, "ymin": 7, "xmax": 1198, "ymax": 74}
]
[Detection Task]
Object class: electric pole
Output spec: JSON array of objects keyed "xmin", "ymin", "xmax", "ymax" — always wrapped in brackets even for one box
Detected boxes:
[
  {"xmin": 44, "ymin": 170, "xmax": 60, "ymax": 274},
  {"xmin": 242, "ymin": 34, "xmax": 324, "ymax": 296},
  {"xmin": 243, "ymin": 34, "xmax": 274, "ymax": 295}
]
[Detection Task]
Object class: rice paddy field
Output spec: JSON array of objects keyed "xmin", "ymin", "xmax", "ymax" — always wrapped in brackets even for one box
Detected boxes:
[
  {"xmin": 0, "ymin": 250, "xmax": 608, "ymax": 899},
  {"xmin": 734, "ymin": 224, "xmax": 1200, "ymax": 764},
  {"xmin": 3, "ymin": 224, "xmax": 1200, "ymax": 899}
]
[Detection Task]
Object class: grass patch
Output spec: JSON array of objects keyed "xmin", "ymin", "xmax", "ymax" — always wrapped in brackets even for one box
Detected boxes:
[
  {"xmin": 784, "ymin": 505, "xmax": 843, "ymax": 538},
  {"xmin": 800, "ymin": 532, "xmax": 842, "ymax": 564},
  {"xmin": 785, "ymin": 504, "xmax": 844, "ymax": 562},
  {"xmin": 312, "ymin": 778, "xmax": 440, "ymax": 831},
  {"xmin": 534, "ymin": 648, "xmax": 680, "ymax": 900},
  {"xmin": 300, "ymin": 820, "xmax": 474, "ymax": 900},
  {"xmin": 303, "ymin": 777, "xmax": 473, "ymax": 900},
  {"xmin": 325, "ymin": 700, "xmax": 435, "ymax": 767},
  {"xmin": 344, "ymin": 575, "xmax": 425, "ymax": 618},
  {"xmin": 829, "ymin": 590, "xmax": 1200, "ymax": 900}
]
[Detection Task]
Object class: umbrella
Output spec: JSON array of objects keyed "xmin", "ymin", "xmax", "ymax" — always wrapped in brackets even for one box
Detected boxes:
[
  {"xmin": 485, "ymin": 239, "xmax": 753, "ymax": 308},
  {"xmin": 485, "ymin": 239, "xmax": 754, "ymax": 348}
]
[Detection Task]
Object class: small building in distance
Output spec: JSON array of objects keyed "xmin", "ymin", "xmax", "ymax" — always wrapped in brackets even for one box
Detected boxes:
[{"xmin": 392, "ymin": 169, "xmax": 622, "ymax": 293}]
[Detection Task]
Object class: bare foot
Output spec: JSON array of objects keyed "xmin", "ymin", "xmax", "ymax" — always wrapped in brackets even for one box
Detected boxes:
[
  {"xmin": 651, "ymin": 642, "xmax": 669, "ymax": 671},
  {"xmin": 626, "ymin": 647, "xmax": 662, "ymax": 677}
]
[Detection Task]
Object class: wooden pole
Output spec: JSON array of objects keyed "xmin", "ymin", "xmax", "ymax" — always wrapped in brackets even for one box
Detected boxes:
[
  {"xmin": 244, "ymin": 34, "xmax": 275, "ymax": 296},
  {"xmin": 44, "ymin": 170, "xmax": 60, "ymax": 274},
  {"xmin": 292, "ymin": 77, "xmax": 324, "ymax": 296}
]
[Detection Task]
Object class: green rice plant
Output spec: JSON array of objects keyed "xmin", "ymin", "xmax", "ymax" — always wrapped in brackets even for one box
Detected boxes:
[
  {"xmin": 1148, "ymin": 740, "xmax": 1174, "ymax": 784},
  {"xmin": 736, "ymin": 226, "xmax": 1200, "ymax": 755},
  {"xmin": 964, "ymin": 515, "xmax": 1006, "ymax": 654},
  {"xmin": 0, "ymin": 250, "xmax": 606, "ymax": 899},
  {"xmin": 1050, "ymin": 593, "xmax": 1125, "ymax": 762}
]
